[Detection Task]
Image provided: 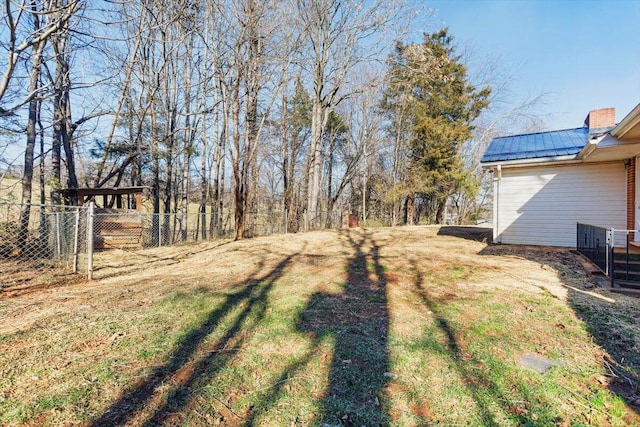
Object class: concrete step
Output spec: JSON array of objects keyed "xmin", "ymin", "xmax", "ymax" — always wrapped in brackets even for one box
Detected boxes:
[
  {"xmin": 612, "ymin": 263, "xmax": 640, "ymax": 272},
  {"xmin": 613, "ymin": 271, "xmax": 640, "ymax": 282},
  {"xmin": 611, "ymin": 284, "xmax": 640, "ymax": 296},
  {"xmin": 612, "ymin": 279, "xmax": 640, "ymax": 290},
  {"xmin": 613, "ymin": 252, "xmax": 640, "ymax": 262}
]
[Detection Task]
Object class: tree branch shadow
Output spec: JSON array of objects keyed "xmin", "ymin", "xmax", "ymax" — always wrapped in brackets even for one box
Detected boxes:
[
  {"xmin": 408, "ymin": 259, "xmax": 533, "ymax": 425},
  {"xmin": 93, "ymin": 240, "xmax": 233, "ymax": 281},
  {"xmin": 437, "ymin": 226, "xmax": 492, "ymax": 243},
  {"xmin": 90, "ymin": 250, "xmax": 298, "ymax": 426},
  {"xmin": 241, "ymin": 337, "xmax": 322, "ymax": 426},
  {"xmin": 249, "ymin": 229, "xmax": 389, "ymax": 425},
  {"xmin": 478, "ymin": 243, "xmax": 640, "ymax": 418}
]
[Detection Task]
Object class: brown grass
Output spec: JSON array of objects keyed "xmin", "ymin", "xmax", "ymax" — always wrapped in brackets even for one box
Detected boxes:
[{"xmin": 0, "ymin": 226, "xmax": 639, "ymax": 426}]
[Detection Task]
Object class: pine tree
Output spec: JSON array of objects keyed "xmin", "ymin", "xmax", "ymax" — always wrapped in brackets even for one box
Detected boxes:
[{"xmin": 382, "ymin": 29, "xmax": 490, "ymax": 224}]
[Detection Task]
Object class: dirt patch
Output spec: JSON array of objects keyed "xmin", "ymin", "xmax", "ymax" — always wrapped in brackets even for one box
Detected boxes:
[{"xmin": 0, "ymin": 260, "xmax": 82, "ymax": 294}]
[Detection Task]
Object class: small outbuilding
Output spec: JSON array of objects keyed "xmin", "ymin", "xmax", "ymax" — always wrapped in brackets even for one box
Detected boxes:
[
  {"xmin": 59, "ymin": 187, "xmax": 147, "ymax": 250},
  {"xmin": 60, "ymin": 186, "xmax": 145, "ymax": 210}
]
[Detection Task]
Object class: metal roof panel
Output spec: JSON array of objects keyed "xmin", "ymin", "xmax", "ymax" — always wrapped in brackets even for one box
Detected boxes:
[{"xmin": 480, "ymin": 127, "xmax": 588, "ymax": 163}]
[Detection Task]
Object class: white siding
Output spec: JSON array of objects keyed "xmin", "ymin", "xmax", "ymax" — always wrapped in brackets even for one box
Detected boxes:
[{"xmin": 496, "ymin": 162, "xmax": 626, "ymax": 247}]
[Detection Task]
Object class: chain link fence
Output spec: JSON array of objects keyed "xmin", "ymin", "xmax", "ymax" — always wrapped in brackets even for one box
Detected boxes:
[
  {"xmin": 0, "ymin": 201, "xmax": 345, "ymax": 282},
  {"xmin": 95, "ymin": 209, "xmax": 235, "ymax": 250},
  {"xmin": 0, "ymin": 202, "xmax": 88, "ymax": 283}
]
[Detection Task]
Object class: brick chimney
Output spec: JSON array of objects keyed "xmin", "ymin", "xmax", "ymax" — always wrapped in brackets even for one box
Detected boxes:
[{"xmin": 584, "ymin": 108, "xmax": 615, "ymax": 130}]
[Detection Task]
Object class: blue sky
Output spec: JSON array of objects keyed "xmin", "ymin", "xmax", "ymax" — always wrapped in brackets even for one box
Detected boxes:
[{"xmin": 422, "ymin": 0, "xmax": 640, "ymax": 131}]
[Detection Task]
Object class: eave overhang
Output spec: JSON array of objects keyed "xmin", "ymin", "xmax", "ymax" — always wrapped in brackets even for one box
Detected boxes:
[
  {"xmin": 481, "ymin": 155, "xmax": 580, "ymax": 169},
  {"xmin": 611, "ymin": 103, "xmax": 640, "ymax": 141}
]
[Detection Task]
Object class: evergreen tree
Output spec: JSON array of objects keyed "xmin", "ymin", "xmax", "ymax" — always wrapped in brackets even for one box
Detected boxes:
[
  {"xmin": 382, "ymin": 29, "xmax": 490, "ymax": 224},
  {"xmin": 282, "ymin": 78, "xmax": 312, "ymax": 232}
]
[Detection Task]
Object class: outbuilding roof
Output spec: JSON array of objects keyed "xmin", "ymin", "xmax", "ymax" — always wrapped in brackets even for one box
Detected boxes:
[{"xmin": 480, "ymin": 127, "xmax": 589, "ymax": 163}]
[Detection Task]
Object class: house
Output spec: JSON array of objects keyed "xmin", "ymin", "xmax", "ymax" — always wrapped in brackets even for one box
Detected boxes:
[{"xmin": 480, "ymin": 103, "xmax": 640, "ymax": 248}]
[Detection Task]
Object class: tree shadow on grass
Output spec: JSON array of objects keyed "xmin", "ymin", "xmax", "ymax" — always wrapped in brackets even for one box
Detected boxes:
[
  {"xmin": 241, "ymin": 335, "xmax": 321, "ymax": 426},
  {"xmin": 92, "ymin": 240, "xmax": 233, "ymax": 281},
  {"xmin": 301, "ymin": 229, "xmax": 389, "ymax": 424},
  {"xmin": 478, "ymin": 243, "xmax": 640, "ymax": 421},
  {"xmin": 408, "ymin": 259, "xmax": 541, "ymax": 426},
  {"xmin": 89, "ymin": 250, "xmax": 299, "ymax": 426},
  {"xmin": 241, "ymin": 229, "xmax": 390, "ymax": 426},
  {"xmin": 437, "ymin": 226, "xmax": 492, "ymax": 243},
  {"xmin": 569, "ymin": 288, "xmax": 640, "ymax": 414}
]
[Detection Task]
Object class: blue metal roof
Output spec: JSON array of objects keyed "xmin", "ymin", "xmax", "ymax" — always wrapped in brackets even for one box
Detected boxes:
[{"xmin": 481, "ymin": 127, "xmax": 589, "ymax": 163}]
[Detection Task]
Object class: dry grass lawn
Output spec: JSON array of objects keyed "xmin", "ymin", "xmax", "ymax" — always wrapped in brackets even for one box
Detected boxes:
[{"xmin": 1, "ymin": 226, "xmax": 639, "ymax": 426}]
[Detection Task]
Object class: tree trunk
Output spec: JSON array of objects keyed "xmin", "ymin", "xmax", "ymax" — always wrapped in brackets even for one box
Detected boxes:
[
  {"xmin": 180, "ymin": 79, "xmax": 192, "ymax": 241},
  {"xmin": 51, "ymin": 23, "xmax": 77, "ymax": 200},
  {"xmin": 435, "ymin": 197, "xmax": 446, "ymax": 225},
  {"xmin": 38, "ymin": 98, "xmax": 47, "ymax": 238},
  {"xmin": 199, "ymin": 109, "xmax": 208, "ymax": 240},
  {"xmin": 198, "ymin": 53, "xmax": 211, "ymax": 240},
  {"xmin": 181, "ymin": 132, "xmax": 191, "ymax": 241},
  {"xmin": 307, "ymin": 102, "xmax": 323, "ymax": 227},
  {"xmin": 18, "ymin": 32, "xmax": 45, "ymax": 250},
  {"xmin": 212, "ymin": 97, "xmax": 226, "ymax": 237},
  {"xmin": 245, "ymin": 30, "xmax": 260, "ymax": 238},
  {"xmin": 404, "ymin": 194, "xmax": 415, "ymax": 226},
  {"xmin": 361, "ymin": 168, "xmax": 367, "ymax": 227},
  {"xmin": 325, "ymin": 132, "xmax": 334, "ymax": 228},
  {"xmin": 281, "ymin": 92, "xmax": 290, "ymax": 230},
  {"xmin": 150, "ymin": 102, "xmax": 161, "ymax": 242},
  {"xmin": 163, "ymin": 107, "xmax": 176, "ymax": 243},
  {"xmin": 307, "ymin": 102, "xmax": 331, "ymax": 229},
  {"xmin": 231, "ymin": 79, "xmax": 244, "ymax": 239}
]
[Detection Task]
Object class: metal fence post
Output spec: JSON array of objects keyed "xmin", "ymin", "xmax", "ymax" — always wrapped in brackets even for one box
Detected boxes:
[
  {"xmin": 609, "ymin": 228, "xmax": 614, "ymax": 286},
  {"xmin": 606, "ymin": 228, "xmax": 612, "ymax": 276},
  {"xmin": 73, "ymin": 208, "xmax": 80, "ymax": 273},
  {"xmin": 55, "ymin": 212, "xmax": 61, "ymax": 258},
  {"xmin": 87, "ymin": 202, "xmax": 94, "ymax": 280}
]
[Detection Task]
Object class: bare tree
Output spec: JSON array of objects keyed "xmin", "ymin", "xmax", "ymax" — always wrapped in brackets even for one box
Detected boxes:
[
  {"xmin": 0, "ymin": 0, "xmax": 80, "ymax": 115},
  {"xmin": 209, "ymin": 0, "xmax": 300, "ymax": 239},
  {"xmin": 294, "ymin": 0, "xmax": 403, "ymax": 228},
  {"xmin": 17, "ymin": 0, "xmax": 47, "ymax": 250},
  {"xmin": 48, "ymin": 0, "xmax": 81, "ymax": 203}
]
